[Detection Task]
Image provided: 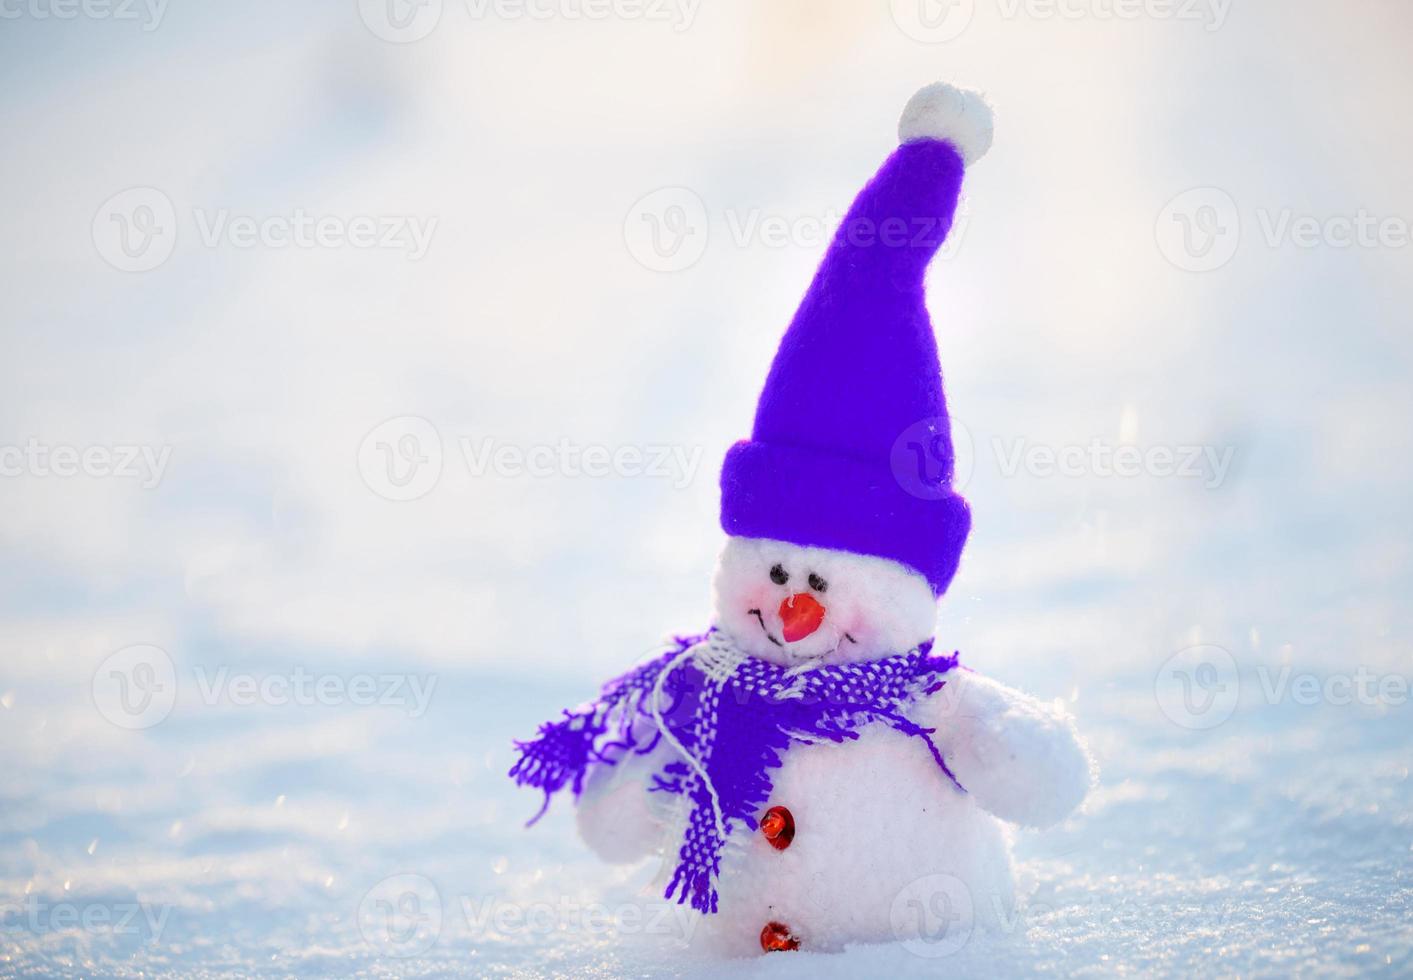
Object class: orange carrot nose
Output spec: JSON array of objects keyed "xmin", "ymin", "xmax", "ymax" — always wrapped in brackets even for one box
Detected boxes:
[{"xmin": 778, "ymin": 593, "xmax": 825, "ymax": 642}]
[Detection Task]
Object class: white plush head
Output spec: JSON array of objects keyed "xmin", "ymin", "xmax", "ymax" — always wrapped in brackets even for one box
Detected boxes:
[{"xmin": 711, "ymin": 536, "xmax": 938, "ymax": 667}]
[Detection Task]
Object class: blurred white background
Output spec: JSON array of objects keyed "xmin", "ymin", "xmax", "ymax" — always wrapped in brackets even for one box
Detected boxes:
[{"xmin": 2, "ymin": 0, "xmax": 1411, "ymax": 975}]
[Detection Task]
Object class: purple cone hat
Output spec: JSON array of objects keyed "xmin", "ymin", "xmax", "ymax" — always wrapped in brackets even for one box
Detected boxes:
[{"xmin": 719, "ymin": 82, "xmax": 994, "ymax": 596}]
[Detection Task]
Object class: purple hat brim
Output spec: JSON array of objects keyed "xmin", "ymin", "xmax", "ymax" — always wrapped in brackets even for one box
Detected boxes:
[{"xmin": 719, "ymin": 439, "xmax": 970, "ymax": 595}]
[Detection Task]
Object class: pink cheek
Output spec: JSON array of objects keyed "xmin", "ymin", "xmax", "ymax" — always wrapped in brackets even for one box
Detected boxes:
[
  {"xmin": 836, "ymin": 610, "xmax": 866, "ymax": 636},
  {"xmin": 741, "ymin": 587, "xmax": 774, "ymax": 613}
]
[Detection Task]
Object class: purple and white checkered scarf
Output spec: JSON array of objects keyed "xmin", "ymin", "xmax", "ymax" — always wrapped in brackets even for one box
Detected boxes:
[{"xmin": 509, "ymin": 629, "xmax": 964, "ymax": 915}]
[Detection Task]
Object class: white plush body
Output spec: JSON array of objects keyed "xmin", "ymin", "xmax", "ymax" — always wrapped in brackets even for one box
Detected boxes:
[{"xmin": 577, "ymin": 538, "xmax": 1092, "ymax": 955}]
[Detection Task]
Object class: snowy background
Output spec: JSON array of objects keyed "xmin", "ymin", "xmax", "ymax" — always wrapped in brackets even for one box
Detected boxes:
[{"xmin": 3, "ymin": 0, "xmax": 1412, "ymax": 976}]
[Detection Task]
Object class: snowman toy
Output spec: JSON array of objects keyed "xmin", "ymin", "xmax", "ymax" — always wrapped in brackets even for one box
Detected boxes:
[{"xmin": 511, "ymin": 82, "xmax": 1093, "ymax": 956}]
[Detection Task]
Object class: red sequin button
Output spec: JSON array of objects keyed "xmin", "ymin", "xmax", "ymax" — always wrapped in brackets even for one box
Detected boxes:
[
  {"xmin": 760, "ymin": 920, "xmax": 799, "ymax": 952},
  {"xmin": 759, "ymin": 805, "xmax": 795, "ymax": 850}
]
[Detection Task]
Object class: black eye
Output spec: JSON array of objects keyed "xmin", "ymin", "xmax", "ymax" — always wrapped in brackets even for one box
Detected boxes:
[
  {"xmin": 808, "ymin": 573, "xmax": 827, "ymax": 593},
  {"xmin": 769, "ymin": 564, "xmax": 789, "ymax": 586}
]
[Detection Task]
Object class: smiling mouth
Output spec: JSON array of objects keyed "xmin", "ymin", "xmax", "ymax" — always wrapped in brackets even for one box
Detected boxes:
[
  {"xmin": 748, "ymin": 608, "xmax": 859, "ymax": 655},
  {"xmin": 747, "ymin": 608, "xmax": 783, "ymax": 647}
]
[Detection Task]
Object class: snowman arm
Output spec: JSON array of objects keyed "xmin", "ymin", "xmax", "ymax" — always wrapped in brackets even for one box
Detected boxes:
[
  {"xmin": 919, "ymin": 670, "xmax": 1093, "ymax": 828},
  {"xmin": 575, "ymin": 717, "xmax": 674, "ymax": 864}
]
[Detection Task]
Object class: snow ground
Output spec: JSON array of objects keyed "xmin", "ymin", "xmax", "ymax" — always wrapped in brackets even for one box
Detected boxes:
[{"xmin": 4, "ymin": 659, "xmax": 1411, "ymax": 977}]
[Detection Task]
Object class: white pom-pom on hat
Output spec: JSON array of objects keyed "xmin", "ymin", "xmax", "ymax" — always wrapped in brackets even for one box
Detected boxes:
[{"xmin": 898, "ymin": 82, "xmax": 995, "ymax": 166}]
